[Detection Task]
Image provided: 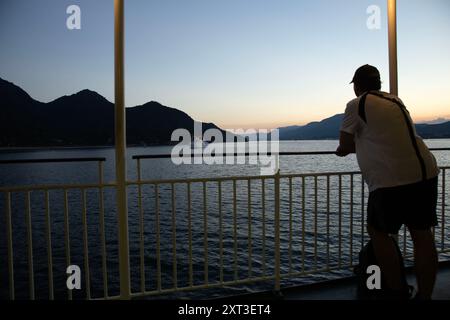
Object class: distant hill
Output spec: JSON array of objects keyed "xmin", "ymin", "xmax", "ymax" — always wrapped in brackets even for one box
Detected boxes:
[
  {"xmin": 415, "ymin": 122, "xmax": 450, "ymax": 139},
  {"xmin": 279, "ymin": 114, "xmax": 344, "ymax": 140},
  {"xmin": 279, "ymin": 114, "xmax": 450, "ymax": 140},
  {"xmin": 0, "ymin": 77, "xmax": 225, "ymax": 147},
  {"xmin": 419, "ymin": 117, "xmax": 450, "ymax": 125}
]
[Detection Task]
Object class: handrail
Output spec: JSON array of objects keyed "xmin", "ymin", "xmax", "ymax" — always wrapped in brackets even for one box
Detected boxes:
[
  {"xmin": 133, "ymin": 151, "xmax": 337, "ymax": 160},
  {"xmin": 0, "ymin": 149, "xmax": 447, "ymax": 163},
  {"xmin": 0, "ymin": 157, "xmax": 107, "ymax": 164},
  {"xmin": 132, "ymin": 148, "xmax": 450, "ymax": 160}
]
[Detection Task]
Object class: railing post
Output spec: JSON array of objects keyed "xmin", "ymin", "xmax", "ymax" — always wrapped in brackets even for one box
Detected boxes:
[
  {"xmin": 114, "ymin": 0, "xmax": 131, "ymax": 300},
  {"xmin": 5, "ymin": 192, "xmax": 14, "ymax": 300},
  {"xmin": 388, "ymin": 0, "xmax": 398, "ymax": 96},
  {"xmin": 274, "ymin": 169, "xmax": 282, "ymax": 296}
]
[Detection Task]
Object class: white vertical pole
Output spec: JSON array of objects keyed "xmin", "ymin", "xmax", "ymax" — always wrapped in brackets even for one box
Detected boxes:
[
  {"xmin": 388, "ymin": 0, "xmax": 400, "ymax": 242},
  {"xmin": 388, "ymin": 0, "xmax": 398, "ymax": 96},
  {"xmin": 114, "ymin": 0, "xmax": 131, "ymax": 300},
  {"xmin": 274, "ymin": 170, "xmax": 281, "ymax": 294}
]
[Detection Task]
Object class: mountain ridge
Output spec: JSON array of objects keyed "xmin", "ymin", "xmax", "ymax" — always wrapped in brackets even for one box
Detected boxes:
[
  {"xmin": 1, "ymin": 77, "xmax": 450, "ymax": 147},
  {"xmin": 0, "ymin": 77, "xmax": 226, "ymax": 147},
  {"xmin": 278, "ymin": 113, "xmax": 450, "ymax": 140}
]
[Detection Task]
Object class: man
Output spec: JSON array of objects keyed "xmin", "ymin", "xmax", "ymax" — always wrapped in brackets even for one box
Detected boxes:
[{"xmin": 336, "ymin": 64, "xmax": 440, "ymax": 299}]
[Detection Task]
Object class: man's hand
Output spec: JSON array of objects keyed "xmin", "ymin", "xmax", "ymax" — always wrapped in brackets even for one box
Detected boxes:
[{"xmin": 336, "ymin": 131, "xmax": 355, "ymax": 157}]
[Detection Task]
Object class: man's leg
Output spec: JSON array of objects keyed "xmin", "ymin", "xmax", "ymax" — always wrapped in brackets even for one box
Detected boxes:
[
  {"xmin": 367, "ymin": 224, "xmax": 403, "ymax": 291},
  {"xmin": 408, "ymin": 227, "xmax": 438, "ymax": 299}
]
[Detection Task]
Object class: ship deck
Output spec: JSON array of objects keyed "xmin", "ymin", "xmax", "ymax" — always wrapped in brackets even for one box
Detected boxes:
[{"xmin": 221, "ymin": 261, "xmax": 450, "ymax": 300}]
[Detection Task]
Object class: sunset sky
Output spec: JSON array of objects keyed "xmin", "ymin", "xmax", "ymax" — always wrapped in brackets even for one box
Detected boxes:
[{"xmin": 0, "ymin": 0, "xmax": 449, "ymax": 129}]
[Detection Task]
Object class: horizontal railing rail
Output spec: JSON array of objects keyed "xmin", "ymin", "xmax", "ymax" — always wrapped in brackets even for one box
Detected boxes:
[
  {"xmin": 0, "ymin": 182, "xmax": 117, "ymax": 193},
  {"xmin": 0, "ymin": 157, "xmax": 106, "ymax": 165},
  {"xmin": 132, "ymin": 148, "xmax": 450, "ymax": 160},
  {"xmin": 133, "ymin": 151, "xmax": 337, "ymax": 159}
]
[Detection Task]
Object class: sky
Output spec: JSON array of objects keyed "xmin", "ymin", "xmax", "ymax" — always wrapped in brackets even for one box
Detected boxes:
[{"xmin": 0, "ymin": 0, "xmax": 449, "ymax": 129}]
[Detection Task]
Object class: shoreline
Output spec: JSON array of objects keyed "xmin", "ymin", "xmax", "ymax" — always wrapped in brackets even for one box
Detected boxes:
[{"xmin": 1, "ymin": 138, "xmax": 449, "ymax": 153}]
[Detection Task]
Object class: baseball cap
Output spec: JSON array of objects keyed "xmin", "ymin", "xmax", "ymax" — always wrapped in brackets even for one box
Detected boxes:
[{"xmin": 350, "ymin": 64, "xmax": 381, "ymax": 84}]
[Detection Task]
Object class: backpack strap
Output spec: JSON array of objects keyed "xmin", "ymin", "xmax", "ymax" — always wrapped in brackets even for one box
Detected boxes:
[
  {"xmin": 360, "ymin": 91, "xmax": 427, "ymax": 181},
  {"xmin": 358, "ymin": 92, "xmax": 370, "ymax": 124}
]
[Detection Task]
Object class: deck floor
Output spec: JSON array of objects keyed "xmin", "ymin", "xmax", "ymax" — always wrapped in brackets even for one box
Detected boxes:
[
  {"xmin": 284, "ymin": 267, "xmax": 450, "ymax": 300},
  {"xmin": 222, "ymin": 261, "xmax": 450, "ymax": 300}
]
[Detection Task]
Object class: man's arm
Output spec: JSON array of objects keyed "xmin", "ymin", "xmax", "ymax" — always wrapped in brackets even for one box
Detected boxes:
[{"xmin": 336, "ymin": 131, "xmax": 355, "ymax": 157}]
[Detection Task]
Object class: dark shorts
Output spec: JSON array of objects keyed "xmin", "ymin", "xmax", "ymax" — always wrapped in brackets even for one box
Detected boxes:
[{"xmin": 367, "ymin": 177, "xmax": 438, "ymax": 234}]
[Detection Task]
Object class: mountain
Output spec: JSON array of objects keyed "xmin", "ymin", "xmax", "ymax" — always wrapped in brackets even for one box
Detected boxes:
[
  {"xmin": 0, "ymin": 77, "xmax": 225, "ymax": 147},
  {"xmin": 279, "ymin": 113, "xmax": 450, "ymax": 140},
  {"xmin": 419, "ymin": 118, "xmax": 450, "ymax": 125},
  {"xmin": 415, "ymin": 122, "xmax": 450, "ymax": 139},
  {"xmin": 0, "ymin": 78, "xmax": 44, "ymax": 146},
  {"xmin": 279, "ymin": 114, "xmax": 344, "ymax": 140},
  {"xmin": 127, "ymin": 101, "xmax": 222, "ymax": 145}
]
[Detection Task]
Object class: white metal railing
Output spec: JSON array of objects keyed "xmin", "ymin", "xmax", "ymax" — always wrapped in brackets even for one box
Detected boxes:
[
  {"xmin": 125, "ymin": 164, "xmax": 449, "ymax": 299},
  {"xmin": 0, "ymin": 157, "xmax": 111, "ymax": 300},
  {"xmin": 1, "ymin": 151, "xmax": 449, "ymax": 300}
]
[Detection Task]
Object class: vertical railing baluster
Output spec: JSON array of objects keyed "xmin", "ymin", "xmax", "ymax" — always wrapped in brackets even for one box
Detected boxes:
[
  {"xmin": 203, "ymin": 181, "xmax": 208, "ymax": 285},
  {"xmin": 82, "ymin": 189, "xmax": 91, "ymax": 299},
  {"xmin": 25, "ymin": 191, "xmax": 35, "ymax": 300},
  {"xmin": 262, "ymin": 178, "xmax": 266, "ymax": 276},
  {"xmin": 301, "ymin": 177, "xmax": 306, "ymax": 274},
  {"xmin": 314, "ymin": 176, "xmax": 318, "ymax": 270},
  {"xmin": 338, "ymin": 175, "xmax": 342, "ymax": 269},
  {"xmin": 288, "ymin": 177, "xmax": 293, "ymax": 275},
  {"xmin": 218, "ymin": 181, "xmax": 223, "ymax": 284},
  {"xmin": 187, "ymin": 183, "xmax": 193, "ymax": 287},
  {"xmin": 98, "ymin": 161, "xmax": 108, "ymax": 298},
  {"xmin": 5, "ymin": 192, "xmax": 14, "ymax": 300},
  {"xmin": 247, "ymin": 179, "xmax": 252, "ymax": 278},
  {"xmin": 63, "ymin": 190, "xmax": 72, "ymax": 300},
  {"xmin": 44, "ymin": 190, "xmax": 54, "ymax": 300},
  {"xmin": 137, "ymin": 159, "xmax": 145, "ymax": 293},
  {"xmin": 171, "ymin": 183, "xmax": 177, "ymax": 289},
  {"xmin": 326, "ymin": 175, "xmax": 330, "ymax": 271},
  {"xmin": 442, "ymin": 169, "xmax": 446, "ymax": 252},
  {"xmin": 155, "ymin": 184, "xmax": 161, "ymax": 291},
  {"xmin": 274, "ymin": 171, "xmax": 281, "ymax": 292},
  {"xmin": 350, "ymin": 174, "xmax": 354, "ymax": 266},
  {"xmin": 233, "ymin": 179, "xmax": 238, "ymax": 281}
]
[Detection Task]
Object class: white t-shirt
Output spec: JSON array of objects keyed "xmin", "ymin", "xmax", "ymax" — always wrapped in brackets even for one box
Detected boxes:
[{"xmin": 340, "ymin": 91, "xmax": 439, "ymax": 192}]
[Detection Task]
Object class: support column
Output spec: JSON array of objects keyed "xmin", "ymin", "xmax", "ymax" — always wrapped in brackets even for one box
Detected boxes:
[
  {"xmin": 114, "ymin": 0, "xmax": 131, "ymax": 300},
  {"xmin": 388, "ymin": 0, "xmax": 398, "ymax": 96}
]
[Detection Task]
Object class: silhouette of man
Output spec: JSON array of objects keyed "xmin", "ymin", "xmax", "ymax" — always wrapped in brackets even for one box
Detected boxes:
[{"xmin": 336, "ymin": 65, "xmax": 440, "ymax": 299}]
